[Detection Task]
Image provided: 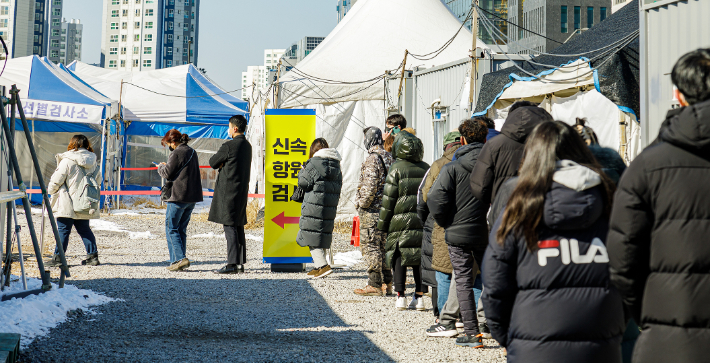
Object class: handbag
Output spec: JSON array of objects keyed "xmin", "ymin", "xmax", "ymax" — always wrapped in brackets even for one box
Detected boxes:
[{"xmin": 160, "ymin": 149, "xmax": 195, "ymax": 202}]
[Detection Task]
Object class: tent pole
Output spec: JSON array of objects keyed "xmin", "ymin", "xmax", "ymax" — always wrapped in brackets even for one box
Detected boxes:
[
  {"xmin": 99, "ymin": 118, "xmax": 107, "ymax": 212},
  {"xmin": 29, "ymin": 119, "xmax": 35, "ymax": 194},
  {"xmin": 469, "ymin": 0, "xmax": 479, "ymax": 111},
  {"xmin": 397, "ymin": 50, "xmax": 409, "ymax": 110}
]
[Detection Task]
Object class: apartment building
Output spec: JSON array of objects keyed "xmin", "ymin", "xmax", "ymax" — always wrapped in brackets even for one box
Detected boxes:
[
  {"xmin": 59, "ymin": 18, "xmax": 81, "ymax": 64},
  {"xmin": 100, "ymin": 0, "xmax": 200, "ymax": 71},
  {"xmin": 0, "ymin": 0, "xmax": 62, "ymax": 60}
]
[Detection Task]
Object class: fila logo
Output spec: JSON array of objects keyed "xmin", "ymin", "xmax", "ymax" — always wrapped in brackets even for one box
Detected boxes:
[{"xmin": 537, "ymin": 238, "xmax": 609, "ymax": 267}]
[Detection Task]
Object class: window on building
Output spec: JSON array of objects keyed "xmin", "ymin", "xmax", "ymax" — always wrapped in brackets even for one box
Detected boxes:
[
  {"xmin": 111, "ymin": 10, "xmax": 118, "ymax": 17},
  {"xmin": 110, "ymin": 35, "xmax": 118, "ymax": 42},
  {"xmin": 52, "ymin": 8, "xmax": 60, "ymax": 16},
  {"xmin": 35, "ymin": 13, "xmax": 41, "ymax": 21},
  {"xmin": 122, "ymin": 22, "xmax": 127, "ymax": 29},
  {"xmin": 51, "ymin": 39, "xmax": 59, "ymax": 47},
  {"xmin": 53, "ymin": 0, "xmax": 61, "ymax": 4},
  {"xmin": 52, "ymin": 18, "xmax": 60, "ymax": 26},
  {"xmin": 166, "ymin": 60, "xmax": 172, "ymax": 67},
  {"xmin": 121, "ymin": 34, "xmax": 127, "ymax": 41},
  {"xmin": 561, "ymin": 6, "xmax": 568, "ymax": 33},
  {"xmin": 145, "ymin": 21, "xmax": 153, "ymax": 29},
  {"xmin": 133, "ymin": 59, "xmax": 139, "ymax": 67},
  {"xmin": 121, "ymin": 47, "xmax": 126, "ymax": 54},
  {"xmin": 143, "ymin": 60, "xmax": 151, "ymax": 67},
  {"xmin": 109, "ymin": 47, "xmax": 118, "ymax": 55},
  {"xmin": 146, "ymin": 9, "xmax": 153, "ymax": 16},
  {"xmin": 134, "ymin": 21, "xmax": 140, "ymax": 29},
  {"xmin": 168, "ymin": 9, "xmax": 174, "ymax": 18},
  {"xmin": 133, "ymin": 46, "xmax": 139, "ymax": 54},
  {"xmin": 135, "ymin": 9, "xmax": 141, "ymax": 16},
  {"xmin": 600, "ymin": 7, "xmax": 607, "ymax": 22},
  {"xmin": 145, "ymin": 34, "xmax": 152, "ymax": 41},
  {"xmin": 167, "ymin": 34, "xmax": 173, "ymax": 43},
  {"xmin": 144, "ymin": 47, "xmax": 152, "ymax": 54},
  {"xmin": 123, "ymin": 0, "xmax": 128, "ymax": 4},
  {"xmin": 33, "ymin": 46, "xmax": 39, "ymax": 53},
  {"xmin": 51, "ymin": 50, "xmax": 58, "ymax": 57},
  {"xmin": 109, "ymin": 60, "xmax": 117, "ymax": 68},
  {"xmin": 166, "ymin": 47, "xmax": 172, "ymax": 55},
  {"xmin": 134, "ymin": 34, "xmax": 139, "ymax": 41},
  {"xmin": 574, "ymin": 6, "xmax": 581, "ymax": 30},
  {"xmin": 0, "ymin": 6, "xmax": 7, "ymax": 15},
  {"xmin": 52, "ymin": 29, "xmax": 59, "ymax": 36},
  {"xmin": 121, "ymin": 59, "xmax": 126, "ymax": 67},
  {"xmin": 111, "ymin": 0, "xmax": 119, "ymax": 4},
  {"xmin": 168, "ymin": 21, "xmax": 173, "ymax": 30},
  {"xmin": 122, "ymin": 9, "xmax": 128, "ymax": 17},
  {"xmin": 110, "ymin": 22, "xmax": 118, "ymax": 30},
  {"xmin": 587, "ymin": 7, "xmax": 594, "ymax": 28},
  {"xmin": 182, "ymin": 48, "xmax": 187, "ymax": 56},
  {"xmin": 169, "ymin": 0, "xmax": 174, "ymax": 4}
]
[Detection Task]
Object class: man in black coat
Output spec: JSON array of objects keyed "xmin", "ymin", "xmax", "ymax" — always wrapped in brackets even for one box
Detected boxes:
[
  {"xmin": 608, "ymin": 48, "xmax": 710, "ymax": 363},
  {"xmin": 428, "ymin": 118, "xmax": 489, "ymax": 348},
  {"xmin": 469, "ymin": 104, "xmax": 552, "ymax": 205},
  {"xmin": 210, "ymin": 115, "xmax": 253, "ymax": 274}
]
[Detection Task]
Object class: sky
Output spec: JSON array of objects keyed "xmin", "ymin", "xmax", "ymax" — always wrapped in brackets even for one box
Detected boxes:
[{"xmin": 61, "ymin": 0, "xmax": 337, "ymax": 92}]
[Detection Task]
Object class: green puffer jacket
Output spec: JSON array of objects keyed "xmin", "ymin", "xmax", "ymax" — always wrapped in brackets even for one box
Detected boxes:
[{"xmin": 377, "ymin": 131, "xmax": 430, "ymax": 268}]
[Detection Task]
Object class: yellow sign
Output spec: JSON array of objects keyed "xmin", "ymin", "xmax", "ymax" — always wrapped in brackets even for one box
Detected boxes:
[{"xmin": 264, "ymin": 109, "xmax": 316, "ymax": 264}]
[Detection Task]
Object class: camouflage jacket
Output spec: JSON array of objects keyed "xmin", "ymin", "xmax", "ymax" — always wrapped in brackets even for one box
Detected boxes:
[{"xmin": 355, "ymin": 145, "xmax": 395, "ymax": 213}]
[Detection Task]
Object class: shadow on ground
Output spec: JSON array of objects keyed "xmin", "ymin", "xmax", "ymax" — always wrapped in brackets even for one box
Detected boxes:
[{"xmin": 19, "ymin": 277, "xmax": 395, "ymax": 363}]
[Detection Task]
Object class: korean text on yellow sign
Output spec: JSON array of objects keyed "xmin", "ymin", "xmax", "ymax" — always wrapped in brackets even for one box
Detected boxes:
[{"xmin": 264, "ymin": 109, "xmax": 316, "ymax": 264}]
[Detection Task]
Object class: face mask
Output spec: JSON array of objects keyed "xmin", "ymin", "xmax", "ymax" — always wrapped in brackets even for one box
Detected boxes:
[{"xmin": 169, "ymin": 146, "xmax": 174, "ymax": 152}]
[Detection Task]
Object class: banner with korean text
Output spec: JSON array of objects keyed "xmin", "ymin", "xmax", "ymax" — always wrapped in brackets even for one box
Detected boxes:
[
  {"xmin": 264, "ymin": 109, "xmax": 316, "ymax": 264},
  {"xmin": 21, "ymin": 99, "xmax": 104, "ymax": 124}
]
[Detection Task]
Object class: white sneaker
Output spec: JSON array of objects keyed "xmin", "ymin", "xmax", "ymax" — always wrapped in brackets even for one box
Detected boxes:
[
  {"xmin": 396, "ymin": 296, "xmax": 408, "ymax": 310},
  {"xmin": 408, "ymin": 294, "xmax": 426, "ymax": 311}
]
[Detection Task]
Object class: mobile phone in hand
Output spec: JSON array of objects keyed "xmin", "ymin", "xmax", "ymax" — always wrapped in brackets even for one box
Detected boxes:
[{"xmin": 152, "ymin": 162, "xmax": 160, "ymax": 166}]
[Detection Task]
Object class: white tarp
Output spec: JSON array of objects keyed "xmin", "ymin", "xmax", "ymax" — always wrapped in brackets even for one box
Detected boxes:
[
  {"xmin": 500, "ymin": 59, "xmax": 596, "ymax": 100},
  {"xmin": 550, "ymin": 90, "xmax": 620, "ymax": 150}
]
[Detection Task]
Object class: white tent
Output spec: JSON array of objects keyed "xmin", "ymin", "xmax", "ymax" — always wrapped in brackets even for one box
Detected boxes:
[{"xmin": 269, "ymin": 0, "xmax": 488, "ymax": 215}]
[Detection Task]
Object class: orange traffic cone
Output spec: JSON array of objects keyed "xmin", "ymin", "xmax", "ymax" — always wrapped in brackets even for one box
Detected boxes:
[{"xmin": 350, "ymin": 215, "xmax": 360, "ymax": 247}]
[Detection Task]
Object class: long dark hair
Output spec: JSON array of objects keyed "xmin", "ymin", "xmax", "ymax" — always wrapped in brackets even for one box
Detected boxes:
[
  {"xmin": 161, "ymin": 129, "xmax": 190, "ymax": 147},
  {"xmin": 309, "ymin": 138, "xmax": 329, "ymax": 158},
  {"xmin": 496, "ymin": 121, "xmax": 616, "ymax": 251},
  {"xmin": 67, "ymin": 134, "xmax": 93, "ymax": 152}
]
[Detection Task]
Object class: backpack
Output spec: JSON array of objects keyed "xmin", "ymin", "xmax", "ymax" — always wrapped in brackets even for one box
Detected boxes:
[{"xmin": 73, "ymin": 164, "xmax": 100, "ymax": 214}]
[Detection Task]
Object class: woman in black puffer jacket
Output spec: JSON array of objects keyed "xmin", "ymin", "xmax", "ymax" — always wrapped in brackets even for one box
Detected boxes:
[
  {"xmin": 377, "ymin": 130, "xmax": 430, "ymax": 310},
  {"xmin": 297, "ymin": 138, "xmax": 342, "ymax": 279},
  {"xmin": 482, "ymin": 121, "xmax": 625, "ymax": 362}
]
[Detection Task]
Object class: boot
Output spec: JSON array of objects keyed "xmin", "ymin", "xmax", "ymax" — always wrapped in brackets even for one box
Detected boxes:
[
  {"xmin": 81, "ymin": 253, "xmax": 100, "ymax": 266},
  {"xmin": 382, "ymin": 283, "xmax": 393, "ymax": 296},
  {"xmin": 45, "ymin": 254, "xmax": 62, "ymax": 267}
]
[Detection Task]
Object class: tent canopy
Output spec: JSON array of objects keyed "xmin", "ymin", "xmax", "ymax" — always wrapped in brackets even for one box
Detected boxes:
[
  {"xmin": 68, "ymin": 61, "xmax": 248, "ymax": 126},
  {"xmin": 279, "ymin": 0, "xmax": 489, "ymax": 107},
  {"xmin": 0, "ymin": 56, "xmax": 118, "ymax": 123},
  {"xmin": 474, "ymin": 0, "xmax": 640, "ymax": 117}
]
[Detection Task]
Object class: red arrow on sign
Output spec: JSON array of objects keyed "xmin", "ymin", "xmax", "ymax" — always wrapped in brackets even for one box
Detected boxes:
[{"xmin": 272, "ymin": 212, "xmax": 300, "ymax": 229}]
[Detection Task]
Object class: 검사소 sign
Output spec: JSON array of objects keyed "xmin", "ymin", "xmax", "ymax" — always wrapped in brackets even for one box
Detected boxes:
[
  {"xmin": 21, "ymin": 99, "xmax": 105, "ymax": 124},
  {"xmin": 264, "ymin": 109, "xmax": 316, "ymax": 264}
]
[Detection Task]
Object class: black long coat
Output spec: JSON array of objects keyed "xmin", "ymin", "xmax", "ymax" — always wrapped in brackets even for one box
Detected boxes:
[
  {"xmin": 207, "ymin": 135, "xmax": 252, "ymax": 226},
  {"xmin": 608, "ymin": 99, "xmax": 710, "ymax": 363}
]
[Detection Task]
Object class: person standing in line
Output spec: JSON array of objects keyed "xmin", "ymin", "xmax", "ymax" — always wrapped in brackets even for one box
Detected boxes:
[
  {"xmin": 158, "ymin": 130, "xmax": 203, "ymax": 271},
  {"xmin": 354, "ymin": 127, "xmax": 395, "ymax": 296},
  {"xmin": 46, "ymin": 135, "xmax": 101, "ymax": 267},
  {"xmin": 210, "ymin": 115, "xmax": 253, "ymax": 274},
  {"xmin": 427, "ymin": 119, "xmax": 490, "ymax": 348},
  {"xmin": 297, "ymin": 138, "xmax": 343, "ymax": 279},
  {"xmin": 608, "ymin": 48, "xmax": 710, "ymax": 363},
  {"xmin": 417, "ymin": 131, "xmax": 462, "ymax": 319},
  {"xmin": 382, "ymin": 113, "xmax": 407, "ymax": 140},
  {"xmin": 377, "ymin": 128, "xmax": 430, "ymax": 310},
  {"xmin": 469, "ymin": 103, "xmax": 553, "ymax": 205},
  {"xmin": 483, "ymin": 121, "xmax": 625, "ymax": 362},
  {"xmin": 482, "ymin": 116, "xmax": 500, "ymax": 141}
]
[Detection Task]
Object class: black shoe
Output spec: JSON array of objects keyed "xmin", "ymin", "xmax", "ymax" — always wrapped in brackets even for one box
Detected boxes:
[
  {"xmin": 239, "ymin": 265, "xmax": 245, "ymax": 273},
  {"xmin": 479, "ymin": 323, "xmax": 492, "ymax": 339},
  {"xmin": 81, "ymin": 253, "xmax": 100, "ymax": 266},
  {"xmin": 213, "ymin": 265, "xmax": 241, "ymax": 274},
  {"xmin": 455, "ymin": 333, "xmax": 483, "ymax": 348},
  {"xmin": 45, "ymin": 254, "xmax": 62, "ymax": 267},
  {"xmin": 426, "ymin": 322, "xmax": 459, "ymax": 337}
]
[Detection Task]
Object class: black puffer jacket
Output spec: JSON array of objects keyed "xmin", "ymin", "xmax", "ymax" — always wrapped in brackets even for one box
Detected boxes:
[
  {"xmin": 296, "ymin": 148, "xmax": 343, "ymax": 249},
  {"xmin": 608, "ymin": 99, "xmax": 710, "ymax": 363},
  {"xmin": 378, "ymin": 131, "xmax": 430, "ymax": 268},
  {"xmin": 427, "ymin": 143, "xmax": 488, "ymax": 248},
  {"xmin": 483, "ymin": 161, "xmax": 625, "ymax": 363},
  {"xmin": 470, "ymin": 107, "xmax": 552, "ymax": 204}
]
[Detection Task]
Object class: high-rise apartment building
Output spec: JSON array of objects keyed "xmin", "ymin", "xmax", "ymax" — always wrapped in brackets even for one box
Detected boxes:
[
  {"xmin": 100, "ymin": 0, "xmax": 200, "ymax": 71},
  {"xmin": 445, "ymin": 0, "xmax": 508, "ymax": 45},
  {"xmin": 0, "ymin": 0, "xmax": 62, "ymax": 60},
  {"xmin": 240, "ymin": 49, "xmax": 285, "ymax": 101},
  {"xmin": 336, "ymin": 0, "xmax": 357, "ymax": 22},
  {"xmin": 507, "ymin": 0, "xmax": 609, "ymax": 54},
  {"xmin": 281, "ymin": 36, "xmax": 324, "ymax": 69},
  {"xmin": 59, "ymin": 18, "xmax": 81, "ymax": 64}
]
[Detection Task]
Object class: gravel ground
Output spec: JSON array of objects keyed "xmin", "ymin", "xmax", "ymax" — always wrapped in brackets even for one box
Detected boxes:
[{"xmin": 11, "ymin": 211, "xmax": 506, "ymax": 362}]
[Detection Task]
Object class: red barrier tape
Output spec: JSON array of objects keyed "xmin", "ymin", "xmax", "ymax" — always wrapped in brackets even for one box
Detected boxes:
[
  {"xmin": 122, "ymin": 166, "xmax": 213, "ymax": 170},
  {"xmin": 17, "ymin": 189, "xmax": 265, "ymax": 198}
]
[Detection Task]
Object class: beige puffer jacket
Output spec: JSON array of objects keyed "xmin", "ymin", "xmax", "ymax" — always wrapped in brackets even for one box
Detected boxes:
[{"xmin": 47, "ymin": 148, "xmax": 100, "ymax": 220}]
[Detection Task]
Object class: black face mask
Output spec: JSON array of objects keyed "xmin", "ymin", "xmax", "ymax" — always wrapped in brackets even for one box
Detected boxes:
[{"xmin": 169, "ymin": 146, "xmax": 174, "ymax": 152}]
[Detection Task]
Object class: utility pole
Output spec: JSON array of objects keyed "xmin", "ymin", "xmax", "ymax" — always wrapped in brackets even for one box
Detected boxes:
[{"xmin": 469, "ymin": 0, "xmax": 479, "ymax": 111}]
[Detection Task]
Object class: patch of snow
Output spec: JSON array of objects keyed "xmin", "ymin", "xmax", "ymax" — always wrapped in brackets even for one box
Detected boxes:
[
  {"xmin": 332, "ymin": 250, "xmax": 362, "ymax": 268},
  {"xmin": 89, "ymin": 220, "xmax": 127, "ymax": 232},
  {"xmin": 0, "ymin": 275, "xmax": 118, "ymax": 349},
  {"xmin": 245, "ymin": 234, "xmax": 263, "ymax": 241},
  {"xmin": 128, "ymin": 231, "xmax": 155, "ymax": 240},
  {"xmin": 190, "ymin": 232, "xmax": 225, "ymax": 239}
]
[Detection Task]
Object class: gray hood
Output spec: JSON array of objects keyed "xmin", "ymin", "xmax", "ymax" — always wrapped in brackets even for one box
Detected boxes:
[
  {"xmin": 552, "ymin": 160, "xmax": 601, "ymax": 191},
  {"xmin": 363, "ymin": 127, "xmax": 383, "ymax": 150},
  {"xmin": 57, "ymin": 149, "xmax": 97, "ymax": 172}
]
